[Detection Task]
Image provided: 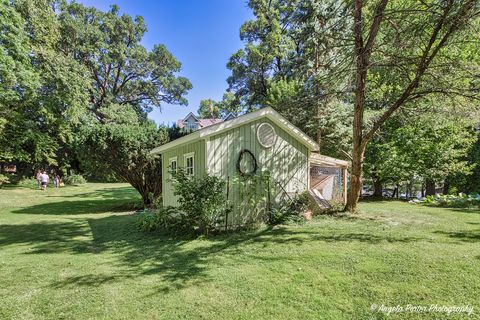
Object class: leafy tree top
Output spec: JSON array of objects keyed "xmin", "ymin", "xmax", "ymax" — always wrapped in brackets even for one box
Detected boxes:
[{"xmin": 58, "ymin": 2, "xmax": 192, "ymax": 122}]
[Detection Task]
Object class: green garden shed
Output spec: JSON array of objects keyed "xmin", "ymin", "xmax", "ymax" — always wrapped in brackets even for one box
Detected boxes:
[{"xmin": 150, "ymin": 107, "xmax": 348, "ymax": 227}]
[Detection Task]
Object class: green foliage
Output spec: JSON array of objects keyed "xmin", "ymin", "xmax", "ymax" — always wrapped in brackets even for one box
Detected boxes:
[
  {"xmin": 417, "ymin": 194, "xmax": 480, "ymax": 208},
  {"xmin": 364, "ymin": 112, "xmax": 476, "ymax": 189},
  {"xmin": 0, "ymin": 0, "xmax": 88, "ymax": 167},
  {"xmin": 57, "ymin": 2, "xmax": 191, "ymax": 202},
  {"xmin": 165, "ymin": 124, "xmax": 188, "ymax": 141},
  {"xmin": 268, "ymin": 192, "xmax": 309, "ymax": 225},
  {"xmin": 136, "ymin": 209, "xmax": 158, "ymax": 232},
  {"xmin": 1, "ymin": 1, "xmax": 191, "ymax": 181},
  {"xmin": 197, "ymin": 92, "xmax": 242, "ymax": 119},
  {"xmin": 232, "ymin": 170, "xmax": 274, "ymax": 220},
  {"xmin": 198, "ymin": 99, "xmax": 221, "ymax": 118},
  {"xmin": 136, "ymin": 206, "xmax": 188, "ymax": 233},
  {"xmin": 58, "ymin": 2, "xmax": 192, "ymax": 121},
  {"xmin": 226, "ymin": 0, "xmax": 353, "ymax": 157},
  {"xmin": 229, "ymin": 0, "xmax": 480, "ymax": 208},
  {"xmin": 265, "ymin": 79, "xmax": 353, "ymax": 157},
  {"xmin": 63, "ymin": 174, "xmax": 86, "ymax": 185},
  {"xmin": 0, "ymin": 174, "xmax": 10, "ymax": 188},
  {"xmin": 76, "ymin": 121, "xmax": 168, "ymax": 206},
  {"xmin": 451, "ymin": 131, "xmax": 480, "ymax": 193},
  {"xmin": 15, "ymin": 177, "xmax": 38, "ymax": 188},
  {"xmin": 172, "ymin": 169, "xmax": 229, "ymax": 235}
]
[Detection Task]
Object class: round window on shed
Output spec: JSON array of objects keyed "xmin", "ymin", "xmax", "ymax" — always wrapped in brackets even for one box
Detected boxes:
[{"xmin": 257, "ymin": 122, "xmax": 277, "ymax": 148}]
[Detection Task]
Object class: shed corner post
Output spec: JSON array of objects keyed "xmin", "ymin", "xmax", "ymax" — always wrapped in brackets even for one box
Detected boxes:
[{"xmin": 343, "ymin": 166, "xmax": 348, "ymax": 205}]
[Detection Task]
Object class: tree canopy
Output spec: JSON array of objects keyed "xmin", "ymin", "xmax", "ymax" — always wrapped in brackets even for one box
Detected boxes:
[
  {"xmin": 226, "ymin": 0, "xmax": 480, "ymax": 210},
  {"xmin": 0, "ymin": 1, "xmax": 191, "ymax": 206},
  {"xmin": 0, "ymin": 0, "xmax": 89, "ymax": 167},
  {"xmin": 197, "ymin": 92, "xmax": 242, "ymax": 119},
  {"xmin": 57, "ymin": 2, "xmax": 192, "ymax": 122}
]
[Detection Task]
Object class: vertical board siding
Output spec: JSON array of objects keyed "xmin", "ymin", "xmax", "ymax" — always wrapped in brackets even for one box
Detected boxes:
[
  {"xmin": 207, "ymin": 118, "xmax": 309, "ymax": 226},
  {"xmin": 162, "ymin": 140, "xmax": 206, "ymax": 207}
]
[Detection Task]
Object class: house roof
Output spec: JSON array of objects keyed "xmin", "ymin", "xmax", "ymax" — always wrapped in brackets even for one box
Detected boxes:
[
  {"xmin": 151, "ymin": 107, "xmax": 319, "ymax": 155},
  {"xmin": 198, "ymin": 118, "xmax": 223, "ymax": 127},
  {"xmin": 176, "ymin": 112, "xmax": 223, "ymax": 129},
  {"xmin": 183, "ymin": 112, "xmax": 198, "ymax": 122},
  {"xmin": 223, "ymin": 112, "xmax": 236, "ymax": 121}
]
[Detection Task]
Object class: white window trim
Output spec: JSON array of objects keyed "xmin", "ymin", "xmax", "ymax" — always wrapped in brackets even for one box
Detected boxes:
[
  {"xmin": 169, "ymin": 156, "xmax": 177, "ymax": 177},
  {"xmin": 183, "ymin": 152, "xmax": 195, "ymax": 176}
]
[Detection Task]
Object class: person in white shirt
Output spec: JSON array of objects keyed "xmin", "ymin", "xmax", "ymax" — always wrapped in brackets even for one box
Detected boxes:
[
  {"xmin": 40, "ymin": 171, "xmax": 49, "ymax": 190},
  {"xmin": 36, "ymin": 170, "xmax": 42, "ymax": 190}
]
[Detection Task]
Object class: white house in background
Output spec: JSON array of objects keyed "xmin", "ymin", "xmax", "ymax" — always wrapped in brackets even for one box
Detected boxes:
[{"xmin": 176, "ymin": 112, "xmax": 223, "ymax": 132}]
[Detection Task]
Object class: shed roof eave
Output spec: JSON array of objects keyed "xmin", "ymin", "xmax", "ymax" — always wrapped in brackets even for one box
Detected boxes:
[
  {"xmin": 149, "ymin": 107, "xmax": 319, "ymax": 155},
  {"xmin": 309, "ymin": 153, "xmax": 350, "ymax": 168},
  {"xmin": 149, "ymin": 131, "xmax": 201, "ymax": 155}
]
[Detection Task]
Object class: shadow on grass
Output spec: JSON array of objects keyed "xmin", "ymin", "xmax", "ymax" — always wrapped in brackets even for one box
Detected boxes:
[
  {"xmin": 9, "ymin": 194, "xmax": 476, "ymax": 294},
  {"xmin": 434, "ymin": 229, "xmax": 480, "ymax": 242},
  {"xmin": 359, "ymin": 197, "xmax": 407, "ymax": 203},
  {"xmin": 12, "ymin": 198, "xmax": 139, "ymax": 215},
  {"xmin": 444, "ymin": 207, "xmax": 480, "ymax": 215},
  {"xmin": 50, "ymin": 274, "xmax": 132, "ymax": 288},
  {"xmin": 46, "ymin": 187, "xmax": 138, "ymax": 200},
  {"xmin": 3, "ymin": 207, "xmax": 428, "ymax": 294},
  {"xmin": 0, "ymin": 220, "xmax": 93, "ymax": 254},
  {"xmin": 86, "ymin": 216, "xmax": 427, "ymax": 292}
]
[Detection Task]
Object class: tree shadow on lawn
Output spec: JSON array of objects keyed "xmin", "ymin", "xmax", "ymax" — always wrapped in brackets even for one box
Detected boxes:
[
  {"xmin": 0, "ymin": 220, "xmax": 94, "ymax": 254},
  {"xmin": 433, "ymin": 229, "xmax": 480, "ymax": 242},
  {"xmin": 50, "ymin": 274, "xmax": 133, "ymax": 288},
  {"xmin": 12, "ymin": 198, "xmax": 139, "ymax": 215},
  {"xmin": 445, "ymin": 207, "xmax": 480, "ymax": 215},
  {"xmin": 1, "ymin": 212, "xmax": 427, "ymax": 292},
  {"xmin": 4, "ymin": 198, "xmax": 434, "ymax": 293},
  {"xmin": 48, "ymin": 215, "xmax": 426, "ymax": 293},
  {"xmin": 46, "ymin": 187, "xmax": 139, "ymax": 200}
]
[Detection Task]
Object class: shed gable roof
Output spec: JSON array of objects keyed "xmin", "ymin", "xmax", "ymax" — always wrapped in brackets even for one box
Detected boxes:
[{"xmin": 151, "ymin": 107, "xmax": 319, "ymax": 154}]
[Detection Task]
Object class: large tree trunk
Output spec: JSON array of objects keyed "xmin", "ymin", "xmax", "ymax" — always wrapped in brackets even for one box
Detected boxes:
[
  {"xmin": 346, "ymin": 0, "xmax": 389, "ymax": 212},
  {"xmin": 443, "ymin": 182, "xmax": 450, "ymax": 195},
  {"xmin": 346, "ymin": 142, "xmax": 366, "ymax": 212},
  {"xmin": 373, "ymin": 179, "xmax": 383, "ymax": 197},
  {"xmin": 425, "ymin": 179, "xmax": 436, "ymax": 196},
  {"xmin": 346, "ymin": 0, "xmax": 367, "ymax": 213}
]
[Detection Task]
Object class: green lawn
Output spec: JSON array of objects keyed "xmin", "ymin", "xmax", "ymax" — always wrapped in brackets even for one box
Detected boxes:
[{"xmin": 0, "ymin": 183, "xmax": 479, "ymax": 319}]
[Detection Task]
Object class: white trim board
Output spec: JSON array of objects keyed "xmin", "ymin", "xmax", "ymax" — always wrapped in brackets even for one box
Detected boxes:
[
  {"xmin": 309, "ymin": 153, "xmax": 349, "ymax": 168},
  {"xmin": 183, "ymin": 152, "xmax": 195, "ymax": 176},
  {"xmin": 150, "ymin": 107, "xmax": 319, "ymax": 155},
  {"xmin": 168, "ymin": 156, "xmax": 178, "ymax": 177}
]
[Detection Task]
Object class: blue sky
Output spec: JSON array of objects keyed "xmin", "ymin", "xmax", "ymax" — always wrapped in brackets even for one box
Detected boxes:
[{"xmin": 76, "ymin": 0, "xmax": 252, "ymax": 126}]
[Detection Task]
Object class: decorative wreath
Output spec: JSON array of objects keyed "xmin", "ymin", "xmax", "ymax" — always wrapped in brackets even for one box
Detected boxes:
[{"xmin": 236, "ymin": 149, "xmax": 258, "ymax": 177}]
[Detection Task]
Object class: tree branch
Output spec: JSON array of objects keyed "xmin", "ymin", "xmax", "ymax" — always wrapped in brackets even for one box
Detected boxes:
[
  {"xmin": 364, "ymin": 0, "xmax": 389, "ymax": 61},
  {"xmin": 362, "ymin": 0, "xmax": 476, "ymax": 147}
]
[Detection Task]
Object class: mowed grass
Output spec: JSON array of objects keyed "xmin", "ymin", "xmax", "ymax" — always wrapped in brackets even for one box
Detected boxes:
[{"xmin": 0, "ymin": 183, "xmax": 479, "ymax": 319}]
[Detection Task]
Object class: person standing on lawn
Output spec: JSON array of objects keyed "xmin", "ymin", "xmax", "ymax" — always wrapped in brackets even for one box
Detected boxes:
[
  {"xmin": 54, "ymin": 174, "xmax": 60, "ymax": 188},
  {"xmin": 40, "ymin": 171, "xmax": 49, "ymax": 190},
  {"xmin": 36, "ymin": 170, "xmax": 42, "ymax": 190}
]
